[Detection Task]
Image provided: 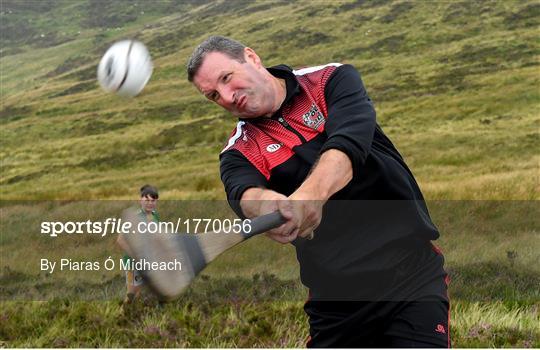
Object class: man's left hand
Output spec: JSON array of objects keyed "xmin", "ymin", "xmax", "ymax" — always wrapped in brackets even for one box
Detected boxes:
[
  {"xmin": 288, "ymin": 188, "xmax": 324, "ymax": 238},
  {"xmin": 286, "ymin": 149, "xmax": 354, "ymax": 239}
]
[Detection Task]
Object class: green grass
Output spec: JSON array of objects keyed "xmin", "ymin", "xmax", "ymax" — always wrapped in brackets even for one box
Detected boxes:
[
  {"xmin": 1, "ymin": 0, "xmax": 538, "ymax": 200},
  {"xmin": 0, "ymin": 0, "xmax": 539, "ymax": 347},
  {"xmin": 1, "ymin": 201, "xmax": 538, "ymax": 347}
]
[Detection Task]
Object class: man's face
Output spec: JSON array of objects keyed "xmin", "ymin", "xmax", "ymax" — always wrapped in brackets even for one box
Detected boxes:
[
  {"xmin": 193, "ymin": 48, "xmax": 278, "ymax": 118},
  {"xmin": 140, "ymin": 195, "xmax": 157, "ymax": 214}
]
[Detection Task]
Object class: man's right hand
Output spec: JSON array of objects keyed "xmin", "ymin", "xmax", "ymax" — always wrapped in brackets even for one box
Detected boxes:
[{"xmin": 240, "ymin": 188, "xmax": 299, "ymax": 244}]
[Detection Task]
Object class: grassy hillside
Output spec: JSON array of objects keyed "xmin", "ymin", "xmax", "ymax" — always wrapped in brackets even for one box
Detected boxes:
[
  {"xmin": 1, "ymin": 0, "xmax": 538, "ymax": 200},
  {"xmin": 1, "ymin": 0, "xmax": 539, "ymax": 348}
]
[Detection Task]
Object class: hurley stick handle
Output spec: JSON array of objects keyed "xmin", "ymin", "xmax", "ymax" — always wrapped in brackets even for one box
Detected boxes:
[{"xmin": 242, "ymin": 211, "xmax": 286, "ymax": 239}]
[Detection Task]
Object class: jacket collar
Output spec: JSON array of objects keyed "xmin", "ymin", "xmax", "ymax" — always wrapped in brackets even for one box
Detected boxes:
[{"xmin": 266, "ymin": 64, "xmax": 301, "ymax": 106}]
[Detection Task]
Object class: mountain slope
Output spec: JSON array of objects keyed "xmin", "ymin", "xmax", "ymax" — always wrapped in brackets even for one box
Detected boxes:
[{"xmin": 1, "ymin": 0, "xmax": 538, "ymax": 200}]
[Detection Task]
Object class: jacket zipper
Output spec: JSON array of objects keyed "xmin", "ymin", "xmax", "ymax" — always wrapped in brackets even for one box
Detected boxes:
[{"xmin": 277, "ymin": 117, "xmax": 307, "ymax": 143}]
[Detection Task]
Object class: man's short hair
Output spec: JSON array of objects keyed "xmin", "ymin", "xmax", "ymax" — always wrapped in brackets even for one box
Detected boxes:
[
  {"xmin": 187, "ymin": 35, "xmax": 246, "ymax": 82},
  {"xmin": 140, "ymin": 184, "xmax": 159, "ymax": 199}
]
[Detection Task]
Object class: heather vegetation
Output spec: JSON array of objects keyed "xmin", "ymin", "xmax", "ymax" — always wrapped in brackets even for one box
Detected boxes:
[{"xmin": 0, "ymin": 0, "xmax": 538, "ymax": 347}]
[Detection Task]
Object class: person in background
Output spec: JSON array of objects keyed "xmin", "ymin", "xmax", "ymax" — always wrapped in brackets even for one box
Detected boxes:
[{"xmin": 118, "ymin": 184, "xmax": 160, "ymax": 304}]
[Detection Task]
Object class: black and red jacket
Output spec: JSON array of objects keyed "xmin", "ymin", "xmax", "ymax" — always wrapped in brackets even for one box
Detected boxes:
[{"xmin": 220, "ymin": 63, "xmax": 440, "ymax": 299}]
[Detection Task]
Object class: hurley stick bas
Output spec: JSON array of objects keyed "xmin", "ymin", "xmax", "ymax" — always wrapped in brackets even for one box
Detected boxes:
[{"xmin": 121, "ymin": 208, "xmax": 286, "ymax": 300}]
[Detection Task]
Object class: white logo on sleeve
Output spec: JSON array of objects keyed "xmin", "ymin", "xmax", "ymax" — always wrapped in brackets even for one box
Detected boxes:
[{"xmin": 266, "ymin": 143, "xmax": 282, "ymax": 153}]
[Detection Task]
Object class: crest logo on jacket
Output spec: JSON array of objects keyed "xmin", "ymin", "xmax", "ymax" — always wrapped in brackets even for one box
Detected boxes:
[{"xmin": 302, "ymin": 104, "xmax": 324, "ymax": 130}]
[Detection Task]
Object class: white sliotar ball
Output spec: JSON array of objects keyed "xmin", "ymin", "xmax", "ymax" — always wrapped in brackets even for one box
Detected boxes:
[{"xmin": 97, "ymin": 39, "xmax": 153, "ymax": 97}]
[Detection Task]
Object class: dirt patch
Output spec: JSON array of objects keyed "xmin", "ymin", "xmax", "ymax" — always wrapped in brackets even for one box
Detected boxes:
[
  {"xmin": 379, "ymin": 2, "xmax": 414, "ymax": 23},
  {"xmin": 368, "ymin": 34, "xmax": 406, "ymax": 53},
  {"xmin": 0, "ymin": 105, "xmax": 33, "ymax": 122},
  {"xmin": 273, "ymin": 28, "xmax": 333, "ymax": 49},
  {"xmin": 239, "ymin": 0, "xmax": 289, "ymax": 15},
  {"xmin": 45, "ymin": 55, "xmax": 94, "ymax": 78},
  {"xmin": 333, "ymin": 0, "xmax": 392, "ymax": 14},
  {"xmin": 48, "ymin": 81, "xmax": 97, "ymax": 98},
  {"xmin": 504, "ymin": 3, "xmax": 540, "ymax": 29}
]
